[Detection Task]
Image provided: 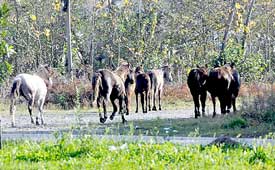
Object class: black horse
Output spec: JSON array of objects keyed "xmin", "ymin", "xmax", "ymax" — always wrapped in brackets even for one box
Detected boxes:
[
  {"xmin": 187, "ymin": 65, "xmax": 208, "ymax": 118},
  {"xmin": 207, "ymin": 63, "xmax": 240, "ymax": 117},
  {"xmin": 134, "ymin": 66, "xmax": 151, "ymax": 113}
]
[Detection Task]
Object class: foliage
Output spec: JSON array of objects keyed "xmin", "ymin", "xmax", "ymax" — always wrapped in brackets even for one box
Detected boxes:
[
  {"xmin": 0, "ymin": 3, "xmax": 13, "ymax": 84},
  {"xmin": 222, "ymin": 117, "xmax": 248, "ymax": 129},
  {"xmin": 0, "ymin": 0, "xmax": 274, "ymax": 83},
  {"xmin": 1, "ymin": 135, "xmax": 275, "ymax": 169}
]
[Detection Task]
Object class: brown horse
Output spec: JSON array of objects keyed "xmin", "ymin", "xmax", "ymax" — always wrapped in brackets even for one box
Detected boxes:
[
  {"xmin": 206, "ymin": 64, "xmax": 236, "ymax": 117},
  {"xmin": 187, "ymin": 65, "xmax": 208, "ymax": 118},
  {"xmin": 92, "ymin": 69, "xmax": 127, "ymax": 123},
  {"xmin": 134, "ymin": 66, "xmax": 151, "ymax": 113},
  {"xmin": 113, "ymin": 61, "xmax": 135, "ymax": 114},
  {"xmin": 148, "ymin": 65, "xmax": 173, "ymax": 111}
]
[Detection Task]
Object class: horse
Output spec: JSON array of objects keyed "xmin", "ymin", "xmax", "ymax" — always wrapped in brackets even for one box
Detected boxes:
[
  {"xmin": 148, "ymin": 65, "xmax": 173, "ymax": 111},
  {"xmin": 187, "ymin": 65, "xmax": 208, "ymax": 118},
  {"xmin": 228, "ymin": 63, "xmax": 241, "ymax": 112},
  {"xmin": 92, "ymin": 67, "xmax": 134, "ymax": 124},
  {"xmin": 113, "ymin": 61, "xmax": 135, "ymax": 115},
  {"xmin": 10, "ymin": 65, "xmax": 53, "ymax": 127},
  {"xmin": 134, "ymin": 65, "xmax": 151, "ymax": 113},
  {"xmin": 206, "ymin": 64, "xmax": 236, "ymax": 117}
]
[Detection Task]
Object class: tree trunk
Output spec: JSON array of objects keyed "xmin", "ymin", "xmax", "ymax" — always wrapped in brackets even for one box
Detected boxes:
[
  {"xmin": 219, "ymin": 0, "xmax": 236, "ymax": 65},
  {"xmin": 65, "ymin": 0, "xmax": 73, "ymax": 80},
  {"xmin": 241, "ymin": 0, "xmax": 255, "ymax": 56}
]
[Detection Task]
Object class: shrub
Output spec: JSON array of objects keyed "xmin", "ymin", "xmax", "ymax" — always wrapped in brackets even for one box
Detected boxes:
[{"xmin": 222, "ymin": 117, "xmax": 248, "ymax": 129}]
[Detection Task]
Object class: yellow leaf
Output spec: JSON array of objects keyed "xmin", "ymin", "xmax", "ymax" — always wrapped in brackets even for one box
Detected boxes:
[
  {"xmin": 30, "ymin": 14, "xmax": 37, "ymax": 21},
  {"xmin": 96, "ymin": 2, "xmax": 103, "ymax": 9},
  {"xmin": 123, "ymin": 0, "xmax": 129, "ymax": 5},
  {"xmin": 44, "ymin": 28, "xmax": 50, "ymax": 37},
  {"xmin": 244, "ymin": 26, "xmax": 250, "ymax": 33},
  {"xmin": 235, "ymin": 3, "xmax": 241, "ymax": 9},
  {"xmin": 54, "ymin": 1, "xmax": 61, "ymax": 11}
]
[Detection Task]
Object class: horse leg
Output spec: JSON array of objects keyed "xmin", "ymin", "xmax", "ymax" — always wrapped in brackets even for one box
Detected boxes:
[
  {"xmin": 145, "ymin": 90, "xmax": 148, "ymax": 113},
  {"xmin": 141, "ymin": 92, "xmax": 145, "ymax": 113},
  {"xmin": 158, "ymin": 89, "xmax": 162, "ymax": 111},
  {"xmin": 232, "ymin": 96, "xmax": 237, "ymax": 112},
  {"xmin": 10, "ymin": 97, "xmax": 16, "ymax": 127},
  {"xmin": 148, "ymin": 91, "xmax": 151, "ymax": 111},
  {"xmin": 97, "ymin": 97, "xmax": 105, "ymax": 124},
  {"xmin": 219, "ymin": 96, "xmax": 226, "ymax": 115},
  {"xmin": 152, "ymin": 88, "xmax": 157, "ymax": 111},
  {"xmin": 125, "ymin": 94, "xmax": 130, "ymax": 115},
  {"xmin": 135, "ymin": 91, "xmax": 139, "ymax": 113},
  {"xmin": 119, "ymin": 97, "xmax": 127, "ymax": 123},
  {"xmin": 192, "ymin": 93, "xmax": 200, "ymax": 118},
  {"xmin": 37, "ymin": 98, "xmax": 45, "ymax": 125},
  {"xmin": 110, "ymin": 97, "xmax": 118, "ymax": 120},
  {"xmin": 101, "ymin": 98, "xmax": 108, "ymax": 123},
  {"xmin": 200, "ymin": 91, "xmax": 207, "ymax": 117},
  {"xmin": 211, "ymin": 95, "xmax": 216, "ymax": 118},
  {"xmin": 28, "ymin": 98, "xmax": 35, "ymax": 124}
]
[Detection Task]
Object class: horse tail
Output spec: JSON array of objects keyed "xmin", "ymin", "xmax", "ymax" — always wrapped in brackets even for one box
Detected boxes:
[
  {"xmin": 92, "ymin": 72, "xmax": 102, "ymax": 105},
  {"xmin": 10, "ymin": 78, "xmax": 21, "ymax": 115},
  {"xmin": 148, "ymin": 71, "xmax": 154, "ymax": 90}
]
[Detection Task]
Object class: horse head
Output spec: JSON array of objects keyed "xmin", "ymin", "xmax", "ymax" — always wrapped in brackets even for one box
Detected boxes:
[
  {"xmin": 135, "ymin": 65, "xmax": 144, "ymax": 75},
  {"xmin": 37, "ymin": 64, "xmax": 54, "ymax": 88},
  {"xmin": 196, "ymin": 65, "xmax": 208, "ymax": 87},
  {"xmin": 162, "ymin": 65, "xmax": 173, "ymax": 82}
]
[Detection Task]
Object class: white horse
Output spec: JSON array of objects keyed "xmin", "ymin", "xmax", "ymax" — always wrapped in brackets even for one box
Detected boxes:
[{"xmin": 10, "ymin": 65, "xmax": 53, "ymax": 127}]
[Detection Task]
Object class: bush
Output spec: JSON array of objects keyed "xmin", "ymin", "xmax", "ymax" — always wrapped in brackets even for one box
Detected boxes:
[{"xmin": 222, "ymin": 117, "xmax": 248, "ymax": 129}]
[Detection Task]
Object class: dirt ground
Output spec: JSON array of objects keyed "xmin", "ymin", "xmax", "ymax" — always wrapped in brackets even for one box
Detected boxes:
[{"xmin": 1, "ymin": 107, "xmax": 198, "ymax": 133}]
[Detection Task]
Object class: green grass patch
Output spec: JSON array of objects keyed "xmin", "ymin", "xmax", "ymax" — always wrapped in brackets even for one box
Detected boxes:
[{"xmin": 1, "ymin": 135, "xmax": 275, "ymax": 169}]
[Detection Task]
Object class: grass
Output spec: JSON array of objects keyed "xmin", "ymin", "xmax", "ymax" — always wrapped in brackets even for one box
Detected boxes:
[
  {"xmin": 1, "ymin": 135, "xmax": 275, "ymax": 169},
  {"xmin": 82, "ymin": 113, "xmax": 275, "ymax": 138}
]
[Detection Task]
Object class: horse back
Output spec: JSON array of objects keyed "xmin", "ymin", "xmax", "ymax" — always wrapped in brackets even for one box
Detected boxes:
[
  {"xmin": 98, "ymin": 69, "xmax": 126, "ymax": 98},
  {"xmin": 135, "ymin": 73, "xmax": 151, "ymax": 93},
  {"xmin": 148, "ymin": 69, "xmax": 163, "ymax": 90}
]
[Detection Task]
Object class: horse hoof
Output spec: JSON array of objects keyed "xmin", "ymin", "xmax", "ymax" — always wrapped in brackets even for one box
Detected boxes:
[
  {"xmin": 100, "ymin": 118, "xmax": 106, "ymax": 123},
  {"xmin": 143, "ymin": 111, "xmax": 147, "ymax": 114},
  {"xmin": 11, "ymin": 123, "xmax": 15, "ymax": 128},
  {"xmin": 135, "ymin": 111, "xmax": 138, "ymax": 113},
  {"xmin": 152, "ymin": 106, "xmax": 157, "ymax": 111},
  {"xmin": 110, "ymin": 115, "xmax": 114, "ymax": 120},
  {"xmin": 212, "ymin": 114, "xmax": 216, "ymax": 118},
  {"xmin": 159, "ymin": 108, "xmax": 161, "ymax": 111},
  {"xmin": 122, "ymin": 119, "xmax": 127, "ymax": 124},
  {"xmin": 226, "ymin": 110, "xmax": 230, "ymax": 113}
]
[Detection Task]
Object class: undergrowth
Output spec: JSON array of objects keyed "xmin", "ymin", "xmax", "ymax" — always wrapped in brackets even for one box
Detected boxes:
[{"xmin": 1, "ymin": 134, "xmax": 275, "ymax": 169}]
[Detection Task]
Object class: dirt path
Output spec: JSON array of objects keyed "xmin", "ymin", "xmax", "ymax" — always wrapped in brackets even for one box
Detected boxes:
[{"xmin": 1, "ymin": 108, "xmax": 196, "ymax": 132}]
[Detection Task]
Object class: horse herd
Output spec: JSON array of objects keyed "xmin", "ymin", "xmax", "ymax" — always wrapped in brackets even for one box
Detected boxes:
[
  {"xmin": 91, "ymin": 62, "xmax": 173, "ymax": 124},
  {"xmin": 188, "ymin": 63, "xmax": 241, "ymax": 118},
  {"xmin": 8, "ymin": 62, "xmax": 240, "ymax": 127}
]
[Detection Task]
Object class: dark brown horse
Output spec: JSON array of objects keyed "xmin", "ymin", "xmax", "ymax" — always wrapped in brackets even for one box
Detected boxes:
[
  {"xmin": 206, "ymin": 64, "xmax": 238, "ymax": 117},
  {"xmin": 92, "ymin": 69, "xmax": 128, "ymax": 123},
  {"xmin": 134, "ymin": 66, "xmax": 151, "ymax": 113},
  {"xmin": 148, "ymin": 66, "xmax": 173, "ymax": 111},
  {"xmin": 187, "ymin": 65, "xmax": 208, "ymax": 118}
]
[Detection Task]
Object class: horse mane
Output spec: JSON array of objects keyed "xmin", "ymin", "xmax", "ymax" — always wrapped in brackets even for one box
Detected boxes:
[{"xmin": 114, "ymin": 62, "xmax": 131, "ymax": 81}]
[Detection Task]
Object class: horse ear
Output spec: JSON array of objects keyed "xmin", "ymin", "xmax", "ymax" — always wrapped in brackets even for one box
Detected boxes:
[
  {"xmin": 230, "ymin": 62, "xmax": 235, "ymax": 68},
  {"xmin": 196, "ymin": 64, "xmax": 200, "ymax": 68}
]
